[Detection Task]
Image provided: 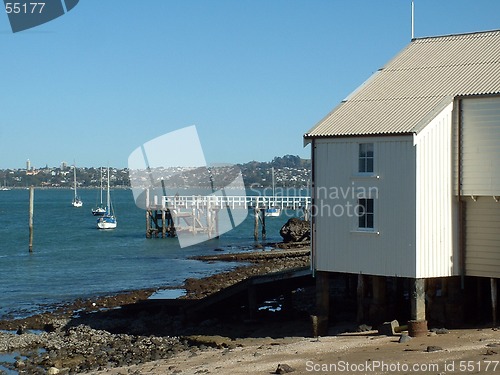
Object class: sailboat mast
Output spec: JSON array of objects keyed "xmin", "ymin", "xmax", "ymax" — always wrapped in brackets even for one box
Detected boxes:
[
  {"xmin": 73, "ymin": 165, "xmax": 77, "ymax": 199},
  {"xmin": 272, "ymin": 167, "xmax": 275, "ymax": 197},
  {"xmin": 107, "ymin": 166, "xmax": 111, "ymax": 212},
  {"xmin": 100, "ymin": 167, "xmax": 103, "ymax": 205}
]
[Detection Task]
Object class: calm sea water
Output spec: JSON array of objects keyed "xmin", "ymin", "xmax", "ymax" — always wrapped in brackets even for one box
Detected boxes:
[{"xmin": 0, "ymin": 188, "xmax": 293, "ymax": 320}]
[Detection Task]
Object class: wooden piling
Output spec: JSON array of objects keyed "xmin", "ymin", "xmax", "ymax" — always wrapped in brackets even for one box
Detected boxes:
[
  {"xmin": 303, "ymin": 206, "xmax": 310, "ymax": 221},
  {"xmin": 311, "ymin": 271, "xmax": 330, "ymax": 337},
  {"xmin": 161, "ymin": 209, "xmax": 166, "ymax": 238},
  {"xmin": 28, "ymin": 186, "xmax": 34, "ymax": 252},
  {"xmin": 370, "ymin": 275, "xmax": 387, "ymax": 322},
  {"xmin": 261, "ymin": 208, "xmax": 266, "ymax": 241},
  {"xmin": 316, "ymin": 271, "xmax": 330, "ymax": 316},
  {"xmin": 145, "ymin": 189, "xmax": 151, "ymax": 238},
  {"xmin": 408, "ymin": 278, "xmax": 428, "ymax": 337},
  {"xmin": 491, "ymin": 278, "xmax": 497, "ymax": 327},
  {"xmin": 356, "ymin": 274, "xmax": 364, "ymax": 322},
  {"xmin": 411, "ymin": 278, "xmax": 426, "ymax": 321},
  {"xmin": 254, "ymin": 207, "xmax": 259, "ymax": 241},
  {"xmin": 215, "ymin": 208, "xmax": 220, "ymax": 238}
]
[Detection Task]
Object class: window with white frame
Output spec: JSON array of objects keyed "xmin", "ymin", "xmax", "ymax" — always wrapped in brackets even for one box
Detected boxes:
[
  {"xmin": 358, "ymin": 143, "xmax": 374, "ymax": 173},
  {"xmin": 358, "ymin": 198, "xmax": 374, "ymax": 230}
]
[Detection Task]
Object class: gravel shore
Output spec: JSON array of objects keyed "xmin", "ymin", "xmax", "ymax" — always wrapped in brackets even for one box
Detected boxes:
[{"xmin": 0, "ymin": 245, "xmax": 311, "ymax": 374}]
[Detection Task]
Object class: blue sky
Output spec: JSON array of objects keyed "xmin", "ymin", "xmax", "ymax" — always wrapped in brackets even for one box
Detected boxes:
[{"xmin": 1, "ymin": 0, "xmax": 499, "ymax": 169}]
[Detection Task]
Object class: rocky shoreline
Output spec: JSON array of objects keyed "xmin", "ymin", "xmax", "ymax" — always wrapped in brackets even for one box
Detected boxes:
[{"xmin": 0, "ymin": 245, "xmax": 311, "ymax": 374}]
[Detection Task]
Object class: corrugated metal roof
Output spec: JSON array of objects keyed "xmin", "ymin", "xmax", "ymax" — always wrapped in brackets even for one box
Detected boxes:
[{"xmin": 305, "ymin": 30, "xmax": 500, "ymax": 138}]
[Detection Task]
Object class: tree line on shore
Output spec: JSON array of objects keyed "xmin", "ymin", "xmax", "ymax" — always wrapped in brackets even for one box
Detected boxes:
[{"xmin": 0, "ymin": 155, "xmax": 311, "ymax": 189}]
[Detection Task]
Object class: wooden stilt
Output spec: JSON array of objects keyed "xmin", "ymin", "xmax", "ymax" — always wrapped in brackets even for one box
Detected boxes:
[
  {"xmin": 215, "ymin": 208, "xmax": 220, "ymax": 238},
  {"xmin": 477, "ymin": 277, "xmax": 484, "ymax": 323},
  {"xmin": 145, "ymin": 189, "xmax": 151, "ymax": 238},
  {"xmin": 316, "ymin": 271, "xmax": 329, "ymax": 318},
  {"xmin": 411, "ymin": 278, "xmax": 426, "ymax": 321},
  {"xmin": 161, "ymin": 209, "xmax": 166, "ymax": 238},
  {"xmin": 191, "ymin": 207, "xmax": 196, "ymax": 234},
  {"xmin": 207, "ymin": 206, "xmax": 212, "ymax": 239},
  {"xmin": 357, "ymin": 274, "xmax": 364, "ymax": 322},
  {"xmin": 408, "ymin": 278, "xmax": 428, "ymax": 337},
  {"xmin": 261, "ymin": 208, "xmax": 266, "ymax": 241},
  {"xmin": 491, "ymin": 278, "xmax": 497, "ymax": 327},
  {"xmin": 370, "ymin": 275, "xmax": 387, "ymax": 322},
  {"xmin": 254, "ymin": 207, "xmax": 259, "ymax": 241},
  {"xmin": 314, "ymin": 271, "xmax": 330, "ymax": 336},
  {"xmin": 146, "ymin": 210, "xmax": 151, "ymax": 238},
  {"xmin": 303, "ymin": 206, "xmax": 309, "ymax": 221}
]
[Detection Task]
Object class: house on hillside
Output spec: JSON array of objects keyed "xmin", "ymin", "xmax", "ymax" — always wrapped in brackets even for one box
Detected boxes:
[{"xmin": 304, "ymin": 30, "xmax": 500, "ymax": 332}]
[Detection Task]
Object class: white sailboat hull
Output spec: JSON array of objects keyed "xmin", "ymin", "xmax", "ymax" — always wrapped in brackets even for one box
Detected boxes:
[
  {"xmin": 97, "ymin": 218, "xmax": 117, "ymax": 229},
  {"xmin": 72, "ymin": 200, "xmax": 83, "ymax": 208},
  {"xmin": 92, "ymin": 207, "xmax": 106, "ymax": 216},
  {"xmin": 265, "ymin": 208, "xmax": 281, "ymax": 217}
]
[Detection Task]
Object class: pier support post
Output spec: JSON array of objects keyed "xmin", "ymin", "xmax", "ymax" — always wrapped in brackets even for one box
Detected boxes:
[
  {"xmin": 491, "ymin": 278, "xmax": 497, "ymax": 327},
  {"xmin": 410, "ymin": 278, "xmax": 426, "ymax": 321},
  {"xmin": 215, "ymin": 209, "xmax": 220, "ymax": 239},
  {"xmin": 369, "ymin": 275, "xmax": 387, "ymax": 322},
  {"xmin": 161, "ymin": 209, "xmax": 166, "ymax": 238},
  {"xmin": 357, "ymin": 274, "xmax": 365, "ymax": 322},
  {"xmin": 28, "ymin": 186, "xmax": 34, "ymax": 252},
  {"xmin": 314, "ymin": 271, "xmax": 330, "ymax": 336},
  {"xmin": 146, "ymin": 210, "xmax": 151, "ymax": 238},
  {"xmin": 261, "ymin": 208, "xmax": 266, "ymax": 241},
  {"xmin": 207, "ymin": 206, "xmax": 212, "ymax": 239},
  {"xmin": 316, "ymin": 271, "xmax": 329, "ymax": 317},
  {"xmin": 303, "ymin": 207, "xmax": 309, "ymax": 221},
  {"xmin": 254, "ymin": 207, "xmax": 259, "ymax": 241},
  {"xmin": 145, "ymin": 189, "xmax": 151, "ymax": 238},
  {"xmin": 408, "ymin": 278, "xmax": 428, "ymax": 337}
]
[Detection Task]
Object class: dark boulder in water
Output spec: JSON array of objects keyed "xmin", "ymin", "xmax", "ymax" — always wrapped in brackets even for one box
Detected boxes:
[{"xmin": 279, "ymin": 218, "xmax": 310, "ymax": 243}]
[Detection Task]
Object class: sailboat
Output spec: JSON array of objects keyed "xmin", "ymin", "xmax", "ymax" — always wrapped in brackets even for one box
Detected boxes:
[
  {"xmin": 92, "ymin": 167, "xmax": 106, "ymax": 216},
  {"xmin": 265, "ymin": 167, "xmax": 281, "ymax": 217},
  {"xmin": 1, "ymin": 179, "xmax": 11, "ymax": 191},
  {"xmin": 97, "ymin": 167, "xmax": 117, "ymax": 229},
  {"xmin": 72, "ymin": 165, "xmax": 83, "ymax": 207}
]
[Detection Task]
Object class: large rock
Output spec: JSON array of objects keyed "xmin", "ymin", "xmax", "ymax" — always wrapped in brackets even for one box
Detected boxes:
[{"xmin": 280, "ymin": 218, "xmax": 310, "ymax": 243}]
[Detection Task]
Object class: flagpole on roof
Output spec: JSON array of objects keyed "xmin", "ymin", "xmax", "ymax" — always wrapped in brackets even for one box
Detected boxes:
[{"xmin": 411, "ymin": 0, "xmax": 415, "ymax": 39}]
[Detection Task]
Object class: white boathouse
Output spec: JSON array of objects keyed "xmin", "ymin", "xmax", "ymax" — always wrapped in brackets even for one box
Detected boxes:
[{"xmin": 304, "ymin": 30, "xmax": 500, "ymax": 330}]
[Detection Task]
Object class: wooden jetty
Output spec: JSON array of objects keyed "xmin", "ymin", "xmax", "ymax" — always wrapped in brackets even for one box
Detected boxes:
[{"xmin": 145, "ymin": 192, "xmax": 311, "ymax": 240}]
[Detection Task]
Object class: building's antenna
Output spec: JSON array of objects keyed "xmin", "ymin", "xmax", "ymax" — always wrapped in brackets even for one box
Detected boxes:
[{"xmin": 411, "ymin": 0, "xmax": 415, "ymax": 39}]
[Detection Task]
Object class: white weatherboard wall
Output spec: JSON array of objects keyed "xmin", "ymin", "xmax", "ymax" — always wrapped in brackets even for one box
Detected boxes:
[
  {"xmin": 461, "ymin": 96, "xmax": 500, "ymax": 196},
  {"xmin": 414, "ymin": 102, "xmax": 459, "ymax": 278},
  {"xmin": 313, "ymin": 136, "xmax": 417, "ymax": 277},
  {"xmin": 460, "ymin": 96, "xmax": 500, "ymax": 278},
  {"xmin": 465, "ymin": 198, "xmax": 500, "ymax": 278}
]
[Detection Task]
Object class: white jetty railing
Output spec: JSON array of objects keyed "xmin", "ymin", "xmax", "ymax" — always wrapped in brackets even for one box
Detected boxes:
[{"xmin": 160, "ymin": 195, "xmax": 311, "ymax": 210}]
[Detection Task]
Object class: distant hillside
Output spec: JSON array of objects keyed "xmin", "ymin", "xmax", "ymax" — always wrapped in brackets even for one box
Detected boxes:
[
  {"xmin": 0, "ymin": 155, "xmax": 311, "ymax": 189},
  {"xmin": 238, "ymin": 155, "xmax": 311, "ymax": 189}
]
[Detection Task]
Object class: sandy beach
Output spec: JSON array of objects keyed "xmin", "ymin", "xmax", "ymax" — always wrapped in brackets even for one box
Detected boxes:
[{"xmin": 91, "ymin": 326, "xmax": 500, "ymax": 375}]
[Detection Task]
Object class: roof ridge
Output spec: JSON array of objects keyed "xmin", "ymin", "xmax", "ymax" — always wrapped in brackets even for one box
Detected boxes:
[
  {"xmin": 384, "ymin": 60, "xmax": 500, "ymax": 73},
  {"xmin": 347, "ymin": 94, "xmax": 447, "ymax": 103},
  {"xmin": 305, "ymin": 28, "xmax": 500, "ymax": 138},
  {"xmin": 413, "ymin": 29, "xmax": 500, "ymax": 43}
]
